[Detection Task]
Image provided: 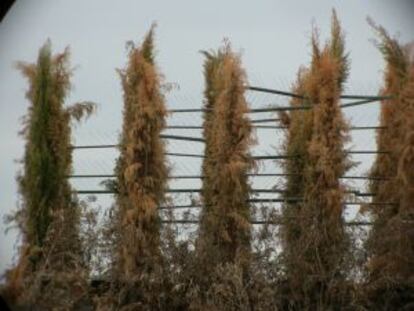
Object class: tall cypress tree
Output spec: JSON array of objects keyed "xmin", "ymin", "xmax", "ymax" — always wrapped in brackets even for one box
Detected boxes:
[
  {"xmin": 365, "ymin": 21, "xmax": 414, "ymax": 309},
  {"xmin": 4, "ymin": 41, "xmax": 95, "ymax": 308},
  {"xmin": 197, "ymin": 44, "xmax": 254, "ymax": 288},
  {"xmin": 280, "ymin": 11, "xmax": 351, "ymax": 309},
  {"xmin": 114, "ymin": 26, "xmax": 168, "ymax": 308}
]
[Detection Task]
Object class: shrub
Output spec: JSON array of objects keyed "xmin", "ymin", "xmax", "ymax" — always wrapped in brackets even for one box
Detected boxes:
[
  {"xmin": 196, "ymin": 43, "xmax": 255, "ymax": 308},
  {"xmin": 279, "ymin": 11, "xmax": 353, "ymax": 310},
  {"xmin": 3, "ymin": 40, "xmax": 95, "ymax": 310},
  {"xmin": 111, "ymin": 25, "xmax": 169, "ymax": 310},
  {"xmin": 364, "ymin": 20, "xmax": 414, "ymax": 310}
]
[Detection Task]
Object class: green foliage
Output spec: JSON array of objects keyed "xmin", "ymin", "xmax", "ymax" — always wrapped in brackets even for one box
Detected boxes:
[{"xmin": 4, "ymin": 40, "xmax": 96, "ymax": 309}]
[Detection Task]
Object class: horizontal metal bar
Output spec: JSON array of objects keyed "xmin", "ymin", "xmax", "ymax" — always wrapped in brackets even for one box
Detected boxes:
[
  {"xmin": 76, "ymin": 190, "xmax": 115, "ymax": 194},
  {"xmin": 69, "ymin": 174, "xmax": 115, "ymax": 178},
  {"xmin": 250, "ymin": 105, "xmax": 311, "ymax": 113},
  {"xmin": 247, "ymin": 86, "xmax": 304, "ymax": 99},
  {"xmin": 68, "ymin": 173, "xmax": 390, "ymax": 180},
  {"xmin": 159, "ymin": 219, "xmax": 372, "ymax": 226},
  {"xmin": 254, "ymin": 125, "xmax": 287, "ymax": 129},
  {"xmin": 71, "ymin": 144, "xmax": 118, "ymax": 149},
  {"xmin": 247, "ymin": 85, "xmax": 393, "ymax": 101},
  {"xmin": 251, "ymin": 118, "xmax": 281, "ymax": 123},
  {"xmin": 340, "ymin": 175, "xmax": 390, "ymax": 181},
  {"xmin": 160, "ymin": 134, "xmax": 205, "ymax": 143},
  {"xmin": 344, "ymin": 201, "xmax": 397, "ymax": 206},
  {"xmin": 340, "ymin": 94, "xmax": 393, "ymax": 100},
  {"xmin": 167, "ymin": 108, "xmax": 209, "ymax": 113},
  {"xmin": 67, "ymin": 173, "xmax": 294, "ymax": 179},
  {"xmin": 159, "ymin": 204, "xmax": 203, "ymax": 210},
  {"xmin": 340, "ymin": 98, "xmax": 380, "ymax": 108},
  {"xmin": 166, "ymin": 152, "xmax": 204, "ymax": 158},
  {"xmin": 166, "ymin": 125, "xmax": 203, "ymax": 129},
  {"xmin": 74, "ymin": 188, "xmax": 287, "ymax": 194},
  {"xmin": 164, "ymin": 125, "xmax": 385, "ymax": 131},
  {"xmin": 248, "ymin": 198, "xmax": 302, "ymax": 203},
  {"xmin": 349, "ymin": 126, "xmax": 387, "ymax": 130},
  {"xmin": 253, "ymin": 155, "xmax": 295, "ymax": 160},
  {"xmin": 347, "ymin": 150, "xmax": 390, "ymax": 154}
]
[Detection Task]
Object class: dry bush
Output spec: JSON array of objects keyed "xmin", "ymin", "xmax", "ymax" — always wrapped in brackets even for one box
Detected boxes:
[
  {"xmin": 2, "ymin": 41, "xmax": 96, "ymax": 310},
  {"xmin": 364, "ymin": 20, "xmax": 414, "ymax": 310},
  {"xmin": 278, "ymin": 11, "xmax": 355, "ymax": 310},
  {"xmin": 193, "ymin": 43, "xmax": 256, "ymax": 308},
  {"xmin": 107, "ymin": 25, "xmax": 170, "ymax": 310}
]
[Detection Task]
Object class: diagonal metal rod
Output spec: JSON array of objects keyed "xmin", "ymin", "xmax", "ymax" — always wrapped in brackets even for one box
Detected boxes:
[
  {"xmin": 340, "ymin": 98, "xmax": 380, "ymax": 108},
  {"xmin": 71, "ymin": 135, "xmax": 205, "ymax": 149},
  {"xmin": 247, "ymin": 86, "xmax": 305, "ymax": 99},
  {"xmin": 167, "ymin": 98, "xmax": 388, "ymax": 114},
  {"xmin": 247, "ymin": 85, "xmax": 393, "ymax": 101}
]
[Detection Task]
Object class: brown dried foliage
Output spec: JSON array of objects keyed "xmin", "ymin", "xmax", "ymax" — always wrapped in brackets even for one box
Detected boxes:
[
  {"xmin": 279, "ymin": 11, "xmax": 354, "ymax": 310},
  {"xmin": 195, "ymin": 44, "xmax": 255, "ymax": 308},
  {"xmin": 364, "ymin": 20, "xmax": 414, "ymax": 309},
  {"xmin": 111, "ymin": 25, "xmax": 169, "ymax": 310}
]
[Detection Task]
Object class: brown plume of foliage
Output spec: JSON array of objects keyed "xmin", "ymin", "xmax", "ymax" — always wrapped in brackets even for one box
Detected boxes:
[
  {"xmin": 364, "ymin": 20, "xmax": 414, "ymax": 310},
  {"xmin": 111, "ymin": 25, "xmax": 169, "ymax": 310},
  {"xmin": 2, "ymin": 41, "xmax": 95, "ymax": 309},
  {"xmin": 194, "ymin": 43, "xmax": 255, "ymax": 309},
  {"xmin": 279, "ymin": 11, "xmax": 354, "ymax": 309}
]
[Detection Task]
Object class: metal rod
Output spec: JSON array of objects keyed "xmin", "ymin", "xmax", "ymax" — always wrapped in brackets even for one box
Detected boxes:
[
  {"xmin": 347, "ymin": 150, "xmax": 390, "ymax": 154},
  {"xmin": 349, "ymin": 126, "xmax": 387, "ymax": 130},
  {"xmin": 250, "ymin": 105, "xmax": 311, "ymax": 113},
  {"xmin": 74, "ymin": 188, "xmax": 287, "ymax": 194},
  {"xmin": 253, "ymin": 125, "xmax": 287, "ymax": 129},
  {"xmin": 251, "ymin": 118, "xmax": 281, "ymax": 123},
  {"xmin": 164, "ymin": 125, "xmax": 385, "ymax": 130},
  {"xmin": 247, "ymin": 86, "xmax": 304, "ymax": 99},
  {"xmin": 71, "ymin": 144, "xmax": 118, "ymax": 150},
  {"xmin": 67, "ymin": 173, "xmax": 390, "ymax": 180},
  {"xmin": 160, "ymin": 134, "xmax": 205, "ymax": 143},
  {"xmin": 340, "ymin": 98, "xmax": 380, "ymax": 108},
  {"xmin": 167, "ymin": 108, "xmax": 209, "ymax": 113},
  {"xmin": 166, "ymin": 152, "xmax": 204, "ymax": 158},
  {"xmin": 69, "ymin": 174, "xmax": 115, "ymax": 178},
  {"xmin": 340, "ymin": 175, "xmax": 390, "ymax": 181},
  {"xmin": 252, "ymin": 155, "xmax": 295, "ymax": 160},
  {"xmin": 166, "ymin": 125, "xmax": 203, "ymax": 129},
  {"xmin": 247, "ymin": 85, "xmax": 393, "ymax": 101},
  {"xmin": 159, "ymin": 219, "xmax": 372, "ymax": 226}
]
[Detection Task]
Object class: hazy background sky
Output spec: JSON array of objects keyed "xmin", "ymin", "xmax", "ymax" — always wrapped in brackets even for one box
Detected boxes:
[{"xmin": 1, "ymin": 0, "xmax": 413, "ymax": 277}]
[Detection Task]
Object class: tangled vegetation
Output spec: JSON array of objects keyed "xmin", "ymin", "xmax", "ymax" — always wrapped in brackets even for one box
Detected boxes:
[
  {"xmin": 2, "ymin": 13, "xmax": 414, "ymax": 311},
  {"xmin": 194, "ymin": 43, "xmax": 256, "ymax": 310},
  {"xmin": 109, "ymin": 25, "xmax": 170, "ymax": 310},
  {"xmin": 279, "ymin": 11, "xmax": 354, "ymax": 310},
  {"xmin": 3, "ymin": 41, "xmax": 95, "ymax": 310},
  {"xmin": 364, "ymin": 20, "xmax": 414, "ymax": 310}
]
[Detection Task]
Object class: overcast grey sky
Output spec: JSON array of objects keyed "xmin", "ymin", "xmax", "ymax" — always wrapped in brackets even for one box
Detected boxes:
[{"xmin": 1, "ymin": 0, "xmax": 413, "ymax": 276}]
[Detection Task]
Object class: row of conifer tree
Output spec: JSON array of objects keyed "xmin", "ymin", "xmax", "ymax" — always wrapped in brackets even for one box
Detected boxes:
[{"xmin": 2, "ymin": 10, "xmax": 413, "ymax": 311}]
